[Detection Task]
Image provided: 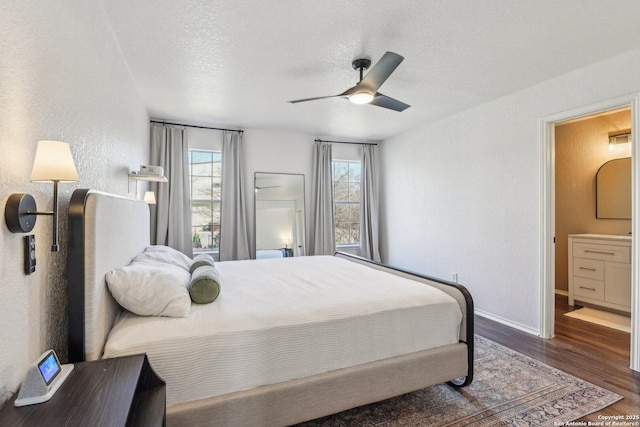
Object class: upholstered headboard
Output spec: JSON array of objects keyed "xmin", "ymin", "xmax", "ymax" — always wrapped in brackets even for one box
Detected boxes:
[{"xmin": 67, "ymin": 189, "xmax": 150, "ymax": 362}]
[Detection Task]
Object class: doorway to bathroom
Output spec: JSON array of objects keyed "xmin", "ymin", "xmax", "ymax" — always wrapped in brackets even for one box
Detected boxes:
[
  {"xmin": 540, "ymin": 95, "xmax": 639, "ymax": 372},
  {"xmin": 554, "ymin": 107, "xmax": 632, "ymax": 362}
]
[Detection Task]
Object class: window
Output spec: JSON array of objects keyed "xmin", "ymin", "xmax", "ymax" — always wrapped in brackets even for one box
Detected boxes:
[
  {"xmin": 188, "ymin": 150, "xmax": 221, "ymax": 253},
  {"xmin": 333, "ymin": 160, "xmax": 361, "ymax": 246}
]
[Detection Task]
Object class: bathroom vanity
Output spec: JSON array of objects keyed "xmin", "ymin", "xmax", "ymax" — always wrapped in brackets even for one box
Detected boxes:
[{"xmin": 568, "ymin": 234, "xmax": 632, "ymax": 313}]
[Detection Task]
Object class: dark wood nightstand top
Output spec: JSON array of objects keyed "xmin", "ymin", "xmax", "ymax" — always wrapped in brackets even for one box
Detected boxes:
[{"xmin": 0, "ymin": 354, "xmax": 165, "ymax": 427}]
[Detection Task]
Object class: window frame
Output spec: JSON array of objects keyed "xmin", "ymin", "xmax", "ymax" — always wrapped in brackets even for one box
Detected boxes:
[
  {"xmin": 332, "ymin": 159, "xmax": 362, "ymax": 247},
  {"xmin": 188, "ymin": 149, "xmax": 222, "ymax": 255}
]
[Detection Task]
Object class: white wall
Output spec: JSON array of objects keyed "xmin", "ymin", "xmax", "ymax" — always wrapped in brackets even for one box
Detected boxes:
[
  {"xmin": 380, "ymin": 47, "xmax": 640, "ymax": 333},
  {"xmin": 0, "ymin": 1, "xmax": 149, "ymax": 404}
]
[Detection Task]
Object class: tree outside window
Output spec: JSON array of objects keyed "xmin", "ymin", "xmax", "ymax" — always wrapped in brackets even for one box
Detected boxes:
[
  {"xmin": 333, "ymin": 160, "xmax": 361, "ymax": 245},
  {"xmin": 189, "ymin": 150, "xmax": 221, "ymax": 253}
]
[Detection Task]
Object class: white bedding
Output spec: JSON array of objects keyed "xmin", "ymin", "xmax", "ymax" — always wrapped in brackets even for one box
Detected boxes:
[{"xmin": 103, "ymin": 256, "xmax": 462, "ymax": 406}]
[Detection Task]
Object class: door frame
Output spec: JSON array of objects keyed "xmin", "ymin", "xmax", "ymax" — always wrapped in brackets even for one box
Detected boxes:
[{"xmin": 540, "ymin": 93, "xmax": 639, "ymax": 372}]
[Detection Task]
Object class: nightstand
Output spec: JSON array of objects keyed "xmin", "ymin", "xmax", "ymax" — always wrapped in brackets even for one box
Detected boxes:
[{"xmin": 0, "ymin": 354, "xmax": 165, "ymax": 426}]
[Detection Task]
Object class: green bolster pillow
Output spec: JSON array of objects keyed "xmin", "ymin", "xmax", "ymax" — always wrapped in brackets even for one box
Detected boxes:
[
  {"xmin": 189, "ymin": 265, "xmax": 221, "ymax": 304},
  {"xmin": 190, "ymin": 253, "xmax": 215, "ymax": 274}
]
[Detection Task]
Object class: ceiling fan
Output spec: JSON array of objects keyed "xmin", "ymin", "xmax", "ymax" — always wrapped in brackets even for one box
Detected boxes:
[{"xmin": 288, "ymin": 51, "xmax": 410, "ymax": 112}]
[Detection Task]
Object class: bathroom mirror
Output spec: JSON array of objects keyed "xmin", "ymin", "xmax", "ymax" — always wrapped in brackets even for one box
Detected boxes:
[
  {"xmin": 596, "ymin": 157, "xmax": 631, "ymax": 219},
  {"xmin": 255, "ymin": 173, "xmax": 306, "ymax": 258}
]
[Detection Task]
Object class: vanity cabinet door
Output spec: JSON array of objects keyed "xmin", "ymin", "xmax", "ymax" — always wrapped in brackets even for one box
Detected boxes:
[{"xmin": 605, "ymin": 262, "xmax": 632, "ymax": 309}]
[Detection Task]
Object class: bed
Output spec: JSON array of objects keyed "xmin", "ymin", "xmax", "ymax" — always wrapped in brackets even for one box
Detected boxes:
[
  {"xmin": 255, "ymin": 248, "xmax": 285, "ymax": 259},
  {"xmin": 67, "ymin": 189, "xmax": 474, "ymax": 426}
]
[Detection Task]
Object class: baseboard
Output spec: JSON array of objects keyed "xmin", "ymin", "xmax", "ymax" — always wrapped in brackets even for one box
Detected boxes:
[
  {"xmin": 476, "ymin": 309, "xmax": 540, "ymax": 337},
  {"xmin": 554, "ymin": 289, "xmax": 569, "ymax": 297}
]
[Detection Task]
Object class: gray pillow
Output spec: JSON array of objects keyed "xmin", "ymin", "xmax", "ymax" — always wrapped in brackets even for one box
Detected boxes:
[
  {"xmin": 190, "ymin": 253, "xmax": 215, "ymax": 274},
  {"xmin": 189, "ymin": 265, "xmax": 221, "ymax": 304}
]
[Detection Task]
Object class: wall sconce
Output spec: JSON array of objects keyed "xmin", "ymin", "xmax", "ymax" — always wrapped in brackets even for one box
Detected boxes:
[
  {"xmin": 608, "ymin": 130, "xmax": 631, "ymax": 152},
  {"xmin": 5, "ymin": 140, "xmax": 79, "ymax": 252},
  {"xmin": 143, "ymin": 191, "xmax": 157, "ymax": 205},
  {"xmin": 129, "ymin": 165, "xmax": 167, "ymax": 200}
]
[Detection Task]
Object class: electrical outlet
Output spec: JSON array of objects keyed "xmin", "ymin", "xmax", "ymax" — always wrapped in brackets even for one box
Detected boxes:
[{"xmin": 451, "ymin": 272, "xmax": 458, "ymax": 283}]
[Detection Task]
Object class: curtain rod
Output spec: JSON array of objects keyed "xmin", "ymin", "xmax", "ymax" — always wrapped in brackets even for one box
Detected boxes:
[
  {"xmin": 315, "ymin": 139, "xmax": 377, "ymax": 146},
  {"xmin": 151, "ymin": 120, "xmax": 244, "ymax": 134}
]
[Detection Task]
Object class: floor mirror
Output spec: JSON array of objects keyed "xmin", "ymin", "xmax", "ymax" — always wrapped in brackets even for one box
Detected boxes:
[{"xmin": 254, "ymin": 172, "xmax": 306, "ymax": 258}]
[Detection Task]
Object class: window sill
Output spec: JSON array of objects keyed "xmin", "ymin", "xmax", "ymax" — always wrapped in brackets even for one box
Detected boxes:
[
  {"xmin": 336, "ymin": 244, "xmax": 360, "ymax": 255},
  {"xmin": 193, "ymin": 249, "xmax": 219, "ymax": 262}
]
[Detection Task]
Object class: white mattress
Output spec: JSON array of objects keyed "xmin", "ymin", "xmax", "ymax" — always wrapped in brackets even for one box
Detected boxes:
[{"xmin": 103, "ymin": 256, "xmax": 462, "ymax": 406}]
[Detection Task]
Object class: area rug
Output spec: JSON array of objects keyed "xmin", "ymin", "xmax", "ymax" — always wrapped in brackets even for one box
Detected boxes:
[
  {"xmin": 295, "ymin": 336, "xmax": 622, "ymax": 427},
  {"xmin": 564, "ymin": 307, "xmax": 631, "ymax": 333}
]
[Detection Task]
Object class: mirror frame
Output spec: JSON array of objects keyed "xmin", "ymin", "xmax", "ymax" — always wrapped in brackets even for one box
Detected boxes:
[
  {"xmin": 596, "ymin": 157, "xmax": 632, "ymax": 220},
  {"xmin": 254, "ymin": 172, "xmax": 306, "ymax": 259}
]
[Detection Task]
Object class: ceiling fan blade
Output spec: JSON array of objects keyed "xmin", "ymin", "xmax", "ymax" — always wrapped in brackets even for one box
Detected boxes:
[
  {"xmin": 359, "ymin": 52, "xmax": 404, "ymax": 92},
  {"xmin": 370, "ymin": 93, "xmax": 410, "ymax": 112},
  {"xmin": 339, "ymin": 86, "xmax": 359, "ymax": 97},
  {"xmin": 288, "ymin": 94, "xmax": 341, "ymax": 104}
]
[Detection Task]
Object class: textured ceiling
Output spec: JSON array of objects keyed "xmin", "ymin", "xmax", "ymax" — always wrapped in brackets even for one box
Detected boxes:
[{"xmin": 101, "ymin": 0, "xmax": 640, "ymax": 141}]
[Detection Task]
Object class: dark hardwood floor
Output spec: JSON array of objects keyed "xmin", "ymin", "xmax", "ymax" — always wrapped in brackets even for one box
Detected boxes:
[{"xmin": 475, "ymin": 294, "xmax": 640, "ymax": 421}]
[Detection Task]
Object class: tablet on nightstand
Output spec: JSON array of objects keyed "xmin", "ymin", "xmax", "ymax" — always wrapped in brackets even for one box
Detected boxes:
[{"xmin": 14, "ymin": 350, "xmax": 74, "ymax": 407}]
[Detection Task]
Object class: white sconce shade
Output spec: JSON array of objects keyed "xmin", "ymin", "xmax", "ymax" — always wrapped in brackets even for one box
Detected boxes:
[
  {"xmin": 30, "ymin": 140, "xmax": 79, "ymax": 183},
  {"xmin": 143, "ymin": 191, "xmax": 157, "ymax": 205}
]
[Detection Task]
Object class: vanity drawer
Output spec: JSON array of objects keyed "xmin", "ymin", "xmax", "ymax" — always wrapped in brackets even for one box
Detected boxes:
[
  {"xmin": 572, "ymin": 258, "xmax": 604, "ymax": 280},
  {"xmin": 573, "ymin": 277, "xmax": 604, "ymax": 301},
  {"xmin": 573, "ymin": 243, "xmax": 630, "ymax": 263}
]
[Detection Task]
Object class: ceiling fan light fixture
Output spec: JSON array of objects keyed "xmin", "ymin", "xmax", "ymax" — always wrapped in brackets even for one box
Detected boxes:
[
  {"xmin": 289, "ymin": 52, "xmax": 409, "ymax": 111},
  {"xmin": 349, "ymin": 91, "xmax": 374, "ymax": 105}
]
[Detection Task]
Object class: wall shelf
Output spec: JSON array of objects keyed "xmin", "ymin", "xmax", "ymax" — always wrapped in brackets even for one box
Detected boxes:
[{"xmin": 129, "ymin": 173, "xmax": 168, "ymax": 183}]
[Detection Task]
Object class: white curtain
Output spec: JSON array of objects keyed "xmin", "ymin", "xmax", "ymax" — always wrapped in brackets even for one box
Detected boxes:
[
  {"xmin": 150, "ymin": 123, "xmax": 193, "ymax": 257},
  {"xmin": 220, "ymin": 131, "xmax": 251, "ymax": 261},
  {"xmin": 360, "ymin": 145, "xmax": 381, "ymax": 261},
  {"xmin": 309, "ymin": 141, "xmax": 335, "ymax": 255}
]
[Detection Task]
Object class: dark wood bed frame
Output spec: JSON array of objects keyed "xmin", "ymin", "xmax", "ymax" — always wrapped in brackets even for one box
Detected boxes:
[{"xmin": 66, "ymin": 188, "xmax": 473, "ymax": 425}]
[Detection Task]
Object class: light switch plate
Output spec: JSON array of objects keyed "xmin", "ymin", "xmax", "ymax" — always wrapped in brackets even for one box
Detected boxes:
[{"xmin": 24, "ymin": 235, "xmax": 36, "ymax": 274}]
